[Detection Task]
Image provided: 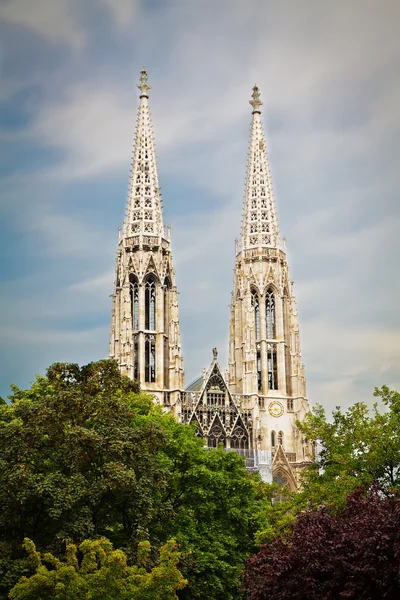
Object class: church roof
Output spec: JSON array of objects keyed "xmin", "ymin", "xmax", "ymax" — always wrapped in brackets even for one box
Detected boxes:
[{"xmin": 185, "ymin": 375, "xmax": 204, "ymax": 391}]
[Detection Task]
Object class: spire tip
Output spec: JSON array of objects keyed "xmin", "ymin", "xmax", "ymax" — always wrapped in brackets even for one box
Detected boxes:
[
  {"xmin": 138, "ymin": 68, "xmax": 151, "ymax": 97},
  {"xmin": 249, "ymin": 84, "xmax": 262, "ymax": 114}
]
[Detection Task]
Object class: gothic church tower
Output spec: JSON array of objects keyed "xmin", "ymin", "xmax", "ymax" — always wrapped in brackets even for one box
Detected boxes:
[
  {"xmin": 109, "ymin": 70, "xmax": 184, "ymax": 402},
  {"xmin": 228, "ymin": 85, "xmax": 311, "ymax": 483}
]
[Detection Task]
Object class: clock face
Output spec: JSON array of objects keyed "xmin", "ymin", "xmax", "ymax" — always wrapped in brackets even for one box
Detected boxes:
[{"xmin": 268, "ymin": 401, "xmax": 284, "ymax": 418}]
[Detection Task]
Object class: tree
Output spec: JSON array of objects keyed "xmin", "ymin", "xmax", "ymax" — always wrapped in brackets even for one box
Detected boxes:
[
  {"xmin": 139, "ymin": 410, "xmax": 262, "ymax": 599},
  {"xmin": 244, "ymin": 487, "xmax": 400, "ymax": 600},
  {"xmin": 0, "ymin": 360, "xmax": 168, "ymax": 598},
  {"xmin": 255, "ymin": 386, "xmax": 400, "ymax": 544},
  {"xmin": 9, "ymin": 537, "xmax": 187, "ymax": 600},
  {"xmin": 0, "ymin": 360, "xmax": 262, "ymax": 599}
]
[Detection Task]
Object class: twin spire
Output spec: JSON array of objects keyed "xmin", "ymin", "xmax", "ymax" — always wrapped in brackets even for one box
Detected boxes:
[
  {"xmin": 124, "ymin": 71, "xmax": 279, "ymax": 252},
  {"xmin": 241, "ymin": 84, "xmax": 279, "ymax": 252},
  {"xmin": 123, "ymin": 68, "xmax": 165, "ymax": 240}
]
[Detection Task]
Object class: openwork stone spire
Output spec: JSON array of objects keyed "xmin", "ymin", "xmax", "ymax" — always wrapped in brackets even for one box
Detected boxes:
[
  {"xmin": 110, "ymin": 69, "xmax": 184, "ymax": 401},
  {"xmin": 242, "ymin": 85, "xmax": 279, "ymax": 251},
  {"xmin": 123, "ymin": 68, "xmax": 164, "ymax": 239}
]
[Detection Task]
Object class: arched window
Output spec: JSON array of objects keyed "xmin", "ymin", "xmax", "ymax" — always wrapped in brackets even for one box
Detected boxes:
[
  {"xmin": 145, "ymin": 334, "xmax": 156, "ymax": 383},
  {"xmin": 278, "ymin": 431, "xmax": 284, "ymax": 446},
  {"xmin": 145, "ymin": 276, "xmax": 156, "ymax": 330},
  {"xmin": 251, "ymin": 290, "xmax": 260, "ymax": 339},
  {"xmin": 129, "ymin": 274, "xmax": 139, "ymax": 331},
  {"xmin": 271, "ymin": 430, "xmax": 276, "ymax": 447},
  {"xmin": 266, "ymin": 289, "xmax": 276, "ymax": 339},
  {"xmin": 163, "ymin": 278, "xmax": 170, "ymax": 336},
  {"xmin": 133, "ymin": 335, "xmax": 139, "ymax": 381},
  {"xmin": 230, "ymin": 426, "xmax": 249, "ymax": 450},
  {"xmin": 267, "ymin": 343, "xmax": 278, "ymax": 390},
  {"xmin": 207, "ymin": 425, "xmax": 226, "ymax": 448},
  {"xmin": 256, "ymin": 345, "xmax": 262, "ymax": 391}
]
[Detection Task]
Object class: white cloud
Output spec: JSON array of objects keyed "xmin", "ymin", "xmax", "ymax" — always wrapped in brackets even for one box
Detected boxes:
[
  {"xmin": 1, "ymin": 0, "xmax": 399, "ymax": 412},
  {"xmin": 0, "ymin": 0, "xmax": 85, "ymax": 48}
]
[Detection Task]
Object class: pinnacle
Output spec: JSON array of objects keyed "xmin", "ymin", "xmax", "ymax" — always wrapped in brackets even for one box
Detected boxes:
[{"xmin": 249, "ymin": 84, "xmax": 263, "ymax": 113}]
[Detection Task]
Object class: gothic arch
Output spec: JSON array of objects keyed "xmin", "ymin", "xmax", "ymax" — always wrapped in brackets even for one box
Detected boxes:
[
  {"xmin": 208, "ymin": 414, "xmax": 226, "ymax": 448},
  {"xmin": 129, "ymin": 274, "xmax": 139, "ymax": 331},
  {"xmin": 265, "ymin": 286, "xmax": 276, "ymax": 339},
  {"xmin": 144, "ymin": 275, "xmax": 157, "ymax": 331},
  {"xmin": 271, "ymin": 430, "xmax": 276, "ymax": 447},
  {"xmin": 230, "ymin": 415, "xmax": 250, "ymax": 449},
  {"xmin": 272, "ymin": 469, "xmax": 296, "ymax": 492}
]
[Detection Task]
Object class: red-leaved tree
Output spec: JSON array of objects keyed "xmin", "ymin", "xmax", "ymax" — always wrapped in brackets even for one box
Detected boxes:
[{"xmin": 244, "ymin": 488, "xmax": 400, "ymax": 600}]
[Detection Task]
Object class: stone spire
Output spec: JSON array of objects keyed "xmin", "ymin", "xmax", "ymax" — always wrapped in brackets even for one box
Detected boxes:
[
  {"xmin": 241, "ymin": 85, "xmax": 279, "ymax": 251},
  {"xmin": 110, "ymin": 69, "xmax": 184, "ymax": 401},
  {"xmin": 123, "ymin": 68, "xmax": 164, "ymax": 240}
]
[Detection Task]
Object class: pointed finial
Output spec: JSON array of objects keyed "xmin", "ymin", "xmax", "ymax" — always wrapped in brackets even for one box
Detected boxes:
[
  {"xmin": 137, "ymin": 68, "xmax": 151, "ymax": 97},
  {"xmin": 249, "ymin": 84, "xmax": 263, "ymax": 114}
]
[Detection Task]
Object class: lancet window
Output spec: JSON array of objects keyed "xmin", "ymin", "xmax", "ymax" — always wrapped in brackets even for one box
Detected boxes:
[
  {"xmin": 133, "ymin": 335, "xmax": 139, "ymax": 381},
  {"xmin": 145, "ymin": 333, "xmax": 156, "ymax": 383},
  {"xmin": 266, "ymin": 289, "xmax": 276, "ymax": 339},
  {"xmin": 278, "ymin": 431, "xmax": 284, "ymax": 446},
  {"xmin": 163, "ymin": 278, "xmax": 170, "ymax": 335},
  {"xmin": 129, "ymin": 274, "xmax": 139, "ymax": 331},
  {"xmin": 145, "ymin": 276, "xmax": 156, "ymax": 330},
  {"xmin": 267, "ymin": 343, "xmax": 278, "ymax": 390},
  {"xmin": 257, "ymin": 345, "xmax": 262, "ymax": 391},
  {"xmin": 271, "ymin": 430, "xmax": 276, "ymax": 447},
  {"xmin": 164, "ymin": 338, "xmax": 169, "ymax": 388},
  {"xmin": 207, "ymin": 392, "xmax": 225, "ymax": 407},
  {"xmin": 251, "ymin": 290, "xmax": 260, "ymax": 340}
]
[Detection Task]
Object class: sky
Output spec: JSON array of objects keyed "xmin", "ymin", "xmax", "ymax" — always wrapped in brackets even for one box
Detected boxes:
[{"xmin": 0, "ymin": 0, "xmax": 399, "ymax": 412}]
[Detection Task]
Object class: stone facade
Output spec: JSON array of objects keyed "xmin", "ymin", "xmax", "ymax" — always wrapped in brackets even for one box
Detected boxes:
[{"xmin": 109, "ymin": 71, "xmax": 314, "ymax": 487}]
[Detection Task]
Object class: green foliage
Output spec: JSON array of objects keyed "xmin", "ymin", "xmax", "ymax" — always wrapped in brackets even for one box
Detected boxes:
[
  {"xmin": 255, "ymin": 386, "xmax": 400, "ymax": 544},
  {"xmin": 0, "ymin": 360, "xmax": 262, "ymax": 599},
  {"xmin": 135, "ymin": 409, "xmax": 261, "ymax": 599},
  {"xmin": 0, "ymin": 360, "xmax": 168, "ymax": 598},
  {"xmin": 9, "ymin": 537, "xmax": 187, "ymax": 600}
]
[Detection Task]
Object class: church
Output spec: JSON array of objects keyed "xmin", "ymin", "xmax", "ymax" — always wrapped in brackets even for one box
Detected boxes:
[{"xmin": 109, "ymin": 69, "xmax": 314, "ymax": 487}]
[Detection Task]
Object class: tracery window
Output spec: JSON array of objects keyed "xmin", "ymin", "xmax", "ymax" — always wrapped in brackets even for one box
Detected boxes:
[
  {"xmin": 287, "ymin": 398, "xmax": 294, "ymax": 412},
  {"xmin": 267, "ymin": 343, "xmax": 278, "ymax": 390},
  {"xmin": 278, "ymin": 431, "xmax": 284, "ymax": 446},
  {"xmin": 266, "ymin": 289, "xmax": 276, "ymax": 339},
  {"xmin": 129, "ymin": 274, "xmax": 139, "ymax": 331},
  {"xmin": 145, "ymin": 276, "xmax": 156, "ymax": 330},
  {"xmin": 208, "ymin": 425, "xmax": 226, "ymax": 448},
  {"xmin": 145, "ymin": 334, "xmax": 156, "ymax": 383},
  {"xmin": 230, "ymin": 426, "xmax": 249, "ymax": 449}
]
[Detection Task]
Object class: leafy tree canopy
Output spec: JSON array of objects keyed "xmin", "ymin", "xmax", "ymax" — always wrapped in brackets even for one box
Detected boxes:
[
  {"xmin": 0, "ymin": 360, "xmax": 261, "ymax": 599},
  {"xmin": 9, "ymin": 537, "xmax": 187, "ymax": 600},
  {"xmin": 244, "ymin": 487, "xmax": 400, "ymax": 600},
  {"xmin": 256, "ymin": 386, "xmax": 400, "ymax": 544}
]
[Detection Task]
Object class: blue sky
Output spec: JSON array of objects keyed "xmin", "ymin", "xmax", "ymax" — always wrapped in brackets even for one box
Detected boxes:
[{"xmin": 0, "ymin": 0, "xmax": 399, "ymax": 411}]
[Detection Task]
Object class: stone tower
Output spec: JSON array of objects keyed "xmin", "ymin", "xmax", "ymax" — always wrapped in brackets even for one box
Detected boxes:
[
  {"xmin": 109, "ymin": 69, "xmax": 184, "ymax": 403},
  {"xmin": 226, "ymin": 85, "xmax": 312, "ymax": 485}
]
